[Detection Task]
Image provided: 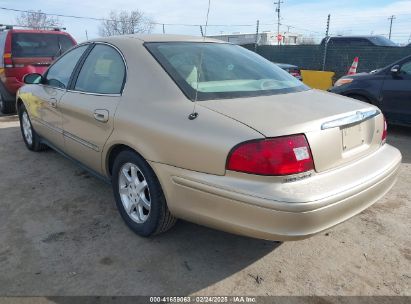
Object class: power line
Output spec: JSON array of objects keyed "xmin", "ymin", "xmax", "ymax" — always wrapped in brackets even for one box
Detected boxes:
[
  {"xmin": 0, "ymin": 6, "xmax": 408, "ymax": 41},
  {"xmin": 0, "ymin": 6, "xmax": 323, "ymax": 35},
  {"xmin": 0, "ymin": 6, "xmax": 255, "ymax": 27},
  {"xmin": 0, "ymin": 6, "xmax": 112, "ymax": 22}
]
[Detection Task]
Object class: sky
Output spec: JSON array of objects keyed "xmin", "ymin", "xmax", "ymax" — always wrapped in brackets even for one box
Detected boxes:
[{"xmin": 1, "ymin": 0, "xmax": 411, "ymax": 44}]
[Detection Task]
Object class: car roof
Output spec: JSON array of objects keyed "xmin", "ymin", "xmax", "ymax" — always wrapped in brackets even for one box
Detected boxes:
[
  {"xmin": 5, "ymin": 29, "xmax": 71, "ymax": 35},
  {"xmin": 92, "ymin": 34, "xmax": 226, "ymax": 44},
  {"xmin": 328, "ymin": 35, "xmax": 384, "ymax": 39}
]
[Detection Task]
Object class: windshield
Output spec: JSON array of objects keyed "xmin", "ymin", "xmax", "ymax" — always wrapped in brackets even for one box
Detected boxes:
[
  {"xmin": 11, "ymin": 33, "xmax": 75, "ymax": 58},
  {"xmin": 145, "ymin": 42, "xmax": 308, "ymax": 101}
]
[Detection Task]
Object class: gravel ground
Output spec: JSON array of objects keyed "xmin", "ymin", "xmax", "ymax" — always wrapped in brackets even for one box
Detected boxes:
[{"xmin": 0, "ymin": 113, "xmax": 410, "ymax": 297}]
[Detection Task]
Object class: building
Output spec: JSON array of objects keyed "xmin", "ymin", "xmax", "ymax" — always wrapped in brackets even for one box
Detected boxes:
[{"xmin": 207, "ymin": 31, "xmax": 303, "ymax": 45}]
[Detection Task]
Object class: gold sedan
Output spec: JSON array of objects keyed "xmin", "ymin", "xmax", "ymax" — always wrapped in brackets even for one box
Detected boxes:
[{"xmin": 16, "ymin": 35, "xmax": 402, "ymax": 240}]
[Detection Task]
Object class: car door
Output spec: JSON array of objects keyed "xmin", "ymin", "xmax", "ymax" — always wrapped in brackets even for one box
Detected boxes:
[
  {"xmin": 29, "ymin": 44, "xmax": 90, "ymax": 149},
  {"xmin": 381, "ymin": 59, "xmax": 411, "ymax": 125},
  {"xmin": 59, "ymin": 43, "xmax": 126, "ymax": 174}
]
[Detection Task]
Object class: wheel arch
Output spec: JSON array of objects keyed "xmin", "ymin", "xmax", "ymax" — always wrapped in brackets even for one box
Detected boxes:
[
  {"xmin": 342, "ymin": 89, "xmax": 379, "ymax": 106},
  {"xmin": 16, "ymin": 98, "xmax": 24, "ymax": 113},
  {"xmin": 105, "ymin": 143, "xmax": 147, "ymax": 178}
]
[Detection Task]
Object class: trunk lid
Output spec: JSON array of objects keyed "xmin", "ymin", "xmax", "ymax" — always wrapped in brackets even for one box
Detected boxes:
[{"xmin": 199, "ymin": 89, "xmax": 385, "ymax": 172}]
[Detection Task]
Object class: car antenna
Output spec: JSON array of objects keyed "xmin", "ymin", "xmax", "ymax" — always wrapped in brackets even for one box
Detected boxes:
[{"xmin": 188, "ymin": 0, "xmax": 211, "ymax": 120}]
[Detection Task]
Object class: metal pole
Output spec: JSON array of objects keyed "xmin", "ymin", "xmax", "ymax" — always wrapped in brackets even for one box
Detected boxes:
[
  {"xmin": 254, "ymin": 20, "xmax": 259, "ymax": 52},
  {"xmin": 200, "ymin": 25, "xmax": 204, "ymax": 37},
  {"xmin": 85, "ymin": 29, "xmax": 88, "ymax": 40},
  {"xmin": 162, "ymin": 24, "xmax": 165, "ymax": 34},
  {"xmin": 274, "ymin": 1, "xmax": 283, "ymax": 45},
  {"xmin": 388, "ymin": 15, "xmax": 395, "ymax": 40},
  {"xmin": 322, "ymin": 14, "xmax": 330, "ymax": 71}
]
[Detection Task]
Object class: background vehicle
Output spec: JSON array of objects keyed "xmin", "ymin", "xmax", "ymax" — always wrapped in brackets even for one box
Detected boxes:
[
  {"xmin": 321, "ymin": 35, "xmax": 398, "ymax": 47},
  {"xmin": 0, "ymin": 25, "xmax": 77, "ymax": 114},
  {"xmin": 330, "ymin": 55, "xmax": 411, "ymax": 126},
  {"xmin": 17, "ymin": 35, "xmax": 400, "ymax": 241},
  {"xmin": 274, "ymin": 62, "xmax": 302, "ymax": 81}
]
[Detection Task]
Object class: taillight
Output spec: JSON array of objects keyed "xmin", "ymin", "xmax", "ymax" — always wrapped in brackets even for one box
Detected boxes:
[
  {"xmin": 226, "ymin": 135, "xmax": 314, "ymax": 176},
  {"xmin": 3, "ymin": 53, "xmax": 13, "ymax": 68},
  {"xmin": 381, "ymin": 115, "xmax": 387, "ymax": 144},
  {"xmin": 290, "ymin": 69, "xmax": 301, "ymax": 78}
]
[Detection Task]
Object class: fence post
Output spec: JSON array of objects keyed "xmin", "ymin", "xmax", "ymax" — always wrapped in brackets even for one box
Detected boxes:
[{"xmin": 322, "ymin": 14, "xmax": 331, "ymax": 71}]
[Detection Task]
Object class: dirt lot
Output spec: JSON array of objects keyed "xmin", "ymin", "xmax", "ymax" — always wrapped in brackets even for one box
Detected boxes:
[{"xmin": 0, "ymin": 113, "xmax": 410, "ymax": 297}]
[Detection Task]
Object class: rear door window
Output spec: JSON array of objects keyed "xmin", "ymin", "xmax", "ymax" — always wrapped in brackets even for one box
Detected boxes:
[
  {"xmin": 74, "ymin": 44, "xmax": 126, "ymax": 94},
  {"xmin": 11, "ymin": 33, "xmax": 75, "ymax": 58}
]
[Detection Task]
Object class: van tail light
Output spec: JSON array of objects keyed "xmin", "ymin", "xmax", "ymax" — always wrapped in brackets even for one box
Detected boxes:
[
  {"xmin": 3, "ymin": 53, "xmax": 13, "ymax": 68},
  {"xmin": 381, "ymin": 115, "xmax": 387, "ymax": 144},
  {"xmin": 226, "ymin": 135, "xmax": 314, "ymax": 176}
]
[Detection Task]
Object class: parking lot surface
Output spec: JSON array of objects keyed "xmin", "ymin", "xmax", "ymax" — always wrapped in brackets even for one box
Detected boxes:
[{"xmin": 0, "ymin": 113, "xmax": 410, "ymax": 296}]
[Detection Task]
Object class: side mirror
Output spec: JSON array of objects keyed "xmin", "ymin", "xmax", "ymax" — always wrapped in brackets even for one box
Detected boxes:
[
  {"xmin": 23, "ymin": 73, "xmax": 43, "ymax": 84},
  {"xmin": 390, "ymin": 65, "xmax": 400, "ymax": 75}
]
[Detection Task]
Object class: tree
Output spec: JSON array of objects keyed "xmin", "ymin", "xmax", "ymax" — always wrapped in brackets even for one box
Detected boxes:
[
  {"xmin": 16, "ymin": 10, "xmax": 61, "ymax": 29},
  {"xmin": 99, "ymin": 10, "xmax": 155, "ymax": 37}
]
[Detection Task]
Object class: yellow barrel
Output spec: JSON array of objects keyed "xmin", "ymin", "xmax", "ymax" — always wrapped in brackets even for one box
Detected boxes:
[{"xmin": 301, "ymin": 70, "xmax": 335, "ymax": 90}]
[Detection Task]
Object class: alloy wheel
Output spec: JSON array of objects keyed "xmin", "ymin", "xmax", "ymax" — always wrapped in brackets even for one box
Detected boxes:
[
  {"xmin": 22, "ymin": 111, "xmax": 33, "ymax": 146},
  {"xmin": 118, "ymin": 162, "xmax": 151, "ymax": 224}
]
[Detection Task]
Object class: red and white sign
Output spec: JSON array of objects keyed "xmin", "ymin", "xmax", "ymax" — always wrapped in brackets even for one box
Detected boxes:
[{"xmin": 277, "ymin": 34, "xmax": 283, "ymax": 42}]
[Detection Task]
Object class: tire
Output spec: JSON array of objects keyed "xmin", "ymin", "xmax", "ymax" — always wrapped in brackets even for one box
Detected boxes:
[
  {"xmin": 112, "ymin": 150, "xmax": 177, "ymax": 237},
  {"xmin": 0, "ymin": 94, "xmax": 16, "ymax": 114},
  {"xmin": 18, "ymin": 104, "xmax": 48, "ymax": 152}
]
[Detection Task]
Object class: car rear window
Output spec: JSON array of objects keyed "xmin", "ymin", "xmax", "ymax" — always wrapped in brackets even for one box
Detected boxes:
[
  {"xmin": 145, "ymin": 42, "xmax": 308, "ymax": 101},
  {"xmin": 11, "ymin": 33, "xmax": 75, "ymax": 58},
  {"xmin": 369, "ymin": 36, "xmax": 398, "ymax": 47}
]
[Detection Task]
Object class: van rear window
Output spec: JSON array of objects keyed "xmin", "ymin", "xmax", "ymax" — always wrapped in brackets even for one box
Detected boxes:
[{"xmin": 11, "ymin": 33, "xmax": 75, "ymax": 58}]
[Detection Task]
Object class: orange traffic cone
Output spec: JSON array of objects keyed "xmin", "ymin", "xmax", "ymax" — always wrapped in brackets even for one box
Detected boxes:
[{"xmin": 347, "ymin": 57, "xmax": 359, "ymax": 75}]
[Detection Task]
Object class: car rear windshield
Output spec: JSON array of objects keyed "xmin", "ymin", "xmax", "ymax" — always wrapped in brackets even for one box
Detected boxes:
[
  {"xmin": 11, "ymin": 33, "xmax": 75, "ymax": 58},
  {"xmin": 368, "ymin": 36, "xmax": 397, "ymax": 47},
  {"xmin": 145, "ymin": 42, "xmax": 308, "ymax": 101}
]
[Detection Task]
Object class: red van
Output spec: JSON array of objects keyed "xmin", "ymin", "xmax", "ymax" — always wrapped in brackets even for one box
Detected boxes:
[{"xmin": 0, "ymin": 26, "xmax": 77, "ymax": 114}]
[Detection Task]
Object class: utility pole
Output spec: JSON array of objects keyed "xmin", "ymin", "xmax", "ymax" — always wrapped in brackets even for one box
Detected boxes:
[
  {"xmin": 322, "ymin": 14, "xmax": 331, "ymax": 71},
  {"xmin": 274, "ymin": 1, "xmax": 283, "ymax": 45},
  {"xmin": 200, "ymin": 25, "xmax": 204, "ymax": 37},
  {"xmin": 255, "ymin": 20, "xmax": 260, "ymax": 52},
  {"xmin": 388, "ymin": 15, "xmax": 395, "ymax": 40}
]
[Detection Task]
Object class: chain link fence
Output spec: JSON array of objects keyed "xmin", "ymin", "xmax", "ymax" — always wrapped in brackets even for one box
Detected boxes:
[{"xmin": 243, "ymin": 44, "xmax": 411, "ymax": 80}]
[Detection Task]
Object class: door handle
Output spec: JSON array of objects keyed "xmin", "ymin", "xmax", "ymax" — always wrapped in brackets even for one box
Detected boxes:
[
  {"xmin": 93, "ymin": 109, "xmax": 109, "ymax": 123},
  {"xmin": 49, "ymin": 98, "xmax": 57, "ymax": 108}
]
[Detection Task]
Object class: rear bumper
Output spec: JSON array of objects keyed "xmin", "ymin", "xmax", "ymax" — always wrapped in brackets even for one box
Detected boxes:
[
  {"xmin": 2, "ymin": 76, "xmax": 22, "ymax": 96},
  {"xmin": 151, "ymin": 144, "xmax": 401, "ymax": 241}
]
